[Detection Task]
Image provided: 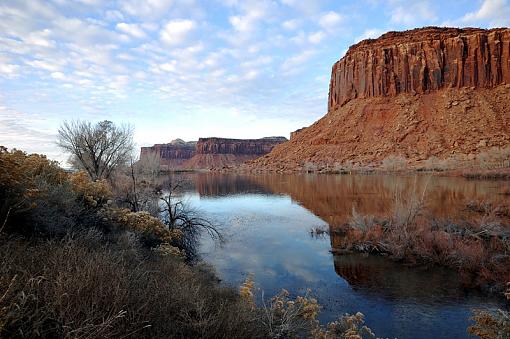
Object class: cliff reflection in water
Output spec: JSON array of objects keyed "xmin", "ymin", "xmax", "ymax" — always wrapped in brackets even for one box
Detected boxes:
[
  {"xmin": 333, "ymin": 254, "xmax": 476, "ymax": 302},
  {"xmin": 182, "ymin": 172, "xmax": 508, "ymax": 226}
]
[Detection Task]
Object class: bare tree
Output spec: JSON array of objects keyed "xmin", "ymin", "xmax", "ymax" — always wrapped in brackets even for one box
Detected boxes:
[
  {"xmin": 58, "ymin": 120, "xmax": 134, "ymax": 180},
  {"xmin": 159, "ymin": 180, "xmax": 223, "ymax": 260}
]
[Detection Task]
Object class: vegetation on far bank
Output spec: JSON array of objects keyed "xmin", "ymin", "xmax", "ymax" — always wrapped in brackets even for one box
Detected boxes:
[{"xmin": 296, "ymin": 146, "xmax": 510, "ymax": 177}]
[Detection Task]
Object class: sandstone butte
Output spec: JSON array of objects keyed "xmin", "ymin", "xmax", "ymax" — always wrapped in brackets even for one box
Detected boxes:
[
  {"xmin": 249, "ymin": 27, "xmax": 510, "ymax": 172},
  {"xmin": 140, "ymin": 137, "xmax": 287, "ymax": 170}
]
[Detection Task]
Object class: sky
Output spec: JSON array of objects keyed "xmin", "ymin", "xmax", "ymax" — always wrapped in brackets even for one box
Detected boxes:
[{"xmin": 1, "ymin": 0, "xmax": 509, "ymax": 163}]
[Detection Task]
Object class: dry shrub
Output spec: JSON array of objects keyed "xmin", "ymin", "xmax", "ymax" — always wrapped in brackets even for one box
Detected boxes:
[
  {"xmin": 335, "ymin": 179, "xmax": 510, "ymax": 292},
  {"xmin": 381, "ymin": 155, "xmax": 407, "ymax": 171},
  {"xmin": 477, "ymin": 147, "xmax": 510, "ymax": 170},
  {"xmin": 349, "ymin": 207, "xmax": 376, "ymax": 232},
  {"xmin": 423, "ymin": 156, "xmax": 450, "ymax": 171},
  {"xmin": 0, "ymin": 230, "xmax": 265, "ymax": 339},
  {"xmin": 469, "ymin": 284, "xmax": 510, "ymax": 339},
  {"xmin": 69, "ymin": 171, "xmax": 112, "ymax": 208}
]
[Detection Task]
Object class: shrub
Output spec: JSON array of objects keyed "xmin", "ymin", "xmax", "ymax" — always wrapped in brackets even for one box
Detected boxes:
[
  {"xmin": 104, "ymin": 207, "xmax": 183, "ymax": 248},
  {"xmin": 477, "ymin": 147, "xmax": 510, "ymax": 169},
  {"xmin": 0, "ymin": 230, "xmax": 266, "ymax": 339},
  {"xmin": 381, "ymin": 155, "xmax": 407, "ymax": 171},
  {"xmin": 469, "ymin": 285, "xmax": 510, "ymax": 339}
]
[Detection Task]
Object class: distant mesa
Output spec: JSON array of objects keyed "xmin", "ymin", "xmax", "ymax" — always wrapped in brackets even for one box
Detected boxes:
[
  {"xmin": 250, "ymin": 27, "xmax": 510, "ymax": 171},
  {"xmin": 140, "ymin": 136, "xmax": 287, "ymax": 170}
]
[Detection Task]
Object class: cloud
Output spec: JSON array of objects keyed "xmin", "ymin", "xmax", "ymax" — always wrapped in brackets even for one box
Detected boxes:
[
  {"xmin": 282, "ymin": 19, "xmax": 300, "ymax": 30},
  {"xmin": 50, "ymin": 71, "xmax": 66, "ymax": 80},
  {"xmin": 23, "ymin": 29, "xmax": 56, "ymax": 48},
  {"xmin": 25, "ymin": 59, "xmax": 62, "ymax": 72},
  {"xmin": 308, "ymin": 31, "xmax": 325, "ymax": 44},
  {"xmin": 116, "ymin": 22, "xmax": 147, "ymax": 39},
  {"xmin": 0, "ymin": 63, "xmax": 20, "ymax": 78},
  {"xmin": 0, "ymin": 106, "xmax": 61, "ymax": 162},
  {"xmin": 120, "ymin": 0, "xmax": 174, "ymax": 19},
  {"xmin": 461, "ymin": 0, "xmax": 510, "ymax": 27},
  {"xmin": 318, "ymin": 11, "xmax": 344, "ymax": 31},
  {"xmin": 281, "ymin": 49, "xmax": 316, "ymax": 73},
  {"xmin": 389, "ymin": 1, "xmax": 437, "ymax": 26},
  {"xmin": 160, "ymin": 19, "xmax": 195, "ymax": 45}
]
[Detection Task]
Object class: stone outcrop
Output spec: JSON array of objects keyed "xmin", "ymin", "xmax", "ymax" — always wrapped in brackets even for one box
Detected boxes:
[
  {"xmin": 141, "ymin": 137, "xmax": 287, "ymax": 170},
  {"xmin": 329, "ymin": 27, "xmax": 510, "ymax": 110},
  {"xmin": 184, "ymin": 137, "xmax": 287, "ymax": 169},
  {"xmin": 195, "ymin": 137, "xmax": 288, "ymax": 155},
  {"xmin": 250, "ymin": 27, "xmax": 510, "ymax": 171},
  {"xmin": 140, "ymin": 139, "xmax": 196, "ymax": 168}
]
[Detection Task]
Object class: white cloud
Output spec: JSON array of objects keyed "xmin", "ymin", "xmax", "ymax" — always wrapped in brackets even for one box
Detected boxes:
[
  {"xmin": 282, "ymin": 19, "xmax": 300, "ymax": 31},
  {"xmin": 159, "ymin": 61, "xmax": 177, "ymax": 72},
  {"xmin": 318, "ymin": 11, "xmax": 344, "ymax": 31},
  {"xmin": 390, "ymin": 1, "xmax": 437, "ymax": 26},
  {"xmin": 116, "ymin": 22, "xmax": 146, "ymax": 39},
  {"xmin": 120, "ymin": 0, "xmax": 174, "ymax": 19},
  {"xmin": 281, "ymin": 50, "xmax": 316, "ymax": 72},
  {"xmin": 50, "ymin": 71, "xmax": 66, "ymax": 80},
  {"xmin": 26, "ymin": 59, "xmax": 62, "ymax": 72},
  {"xmin": 461, "ymin": 0, "xmax": 510, "ymax": 27},
  {"xmin": 0, "ymin": 64, "xmax": 20, "ymax": 78},
  {"xmin": 308, "ymin": 31, "xmax": 325, "ymax": 44},
  {"xmin": 160, "ymin": 19, "xmax": 195, "ymax": 45}
]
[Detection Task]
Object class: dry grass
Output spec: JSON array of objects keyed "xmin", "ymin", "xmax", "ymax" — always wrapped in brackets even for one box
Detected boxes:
[
  {"xmin": 0, "ymin": 229, "xmax": 265, "ymax": 339},
  {"xmin": 380, "ymin": 155, "xmax": 407, "ymax": 171}
]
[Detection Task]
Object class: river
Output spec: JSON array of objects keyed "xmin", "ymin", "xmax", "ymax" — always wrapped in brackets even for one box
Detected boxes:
[{"xmin": 172, "ymin": 173, "xmax": 509, "ymax": 339}]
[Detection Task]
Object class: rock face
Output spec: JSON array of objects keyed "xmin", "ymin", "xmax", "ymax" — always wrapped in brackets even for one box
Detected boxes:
[
  {"xmin": 251, "ymin": 27, "xmax": 510, "ymax": 171},
  {"xmin": 184, "ymin": 137, "xmax": 287, "ymax": 169},
  {"xmin": 329, "ymin": 27, "xmax": 510, "ymax": 110},
  {"xmin": 140, "ymin": 139, "xmax": 196, "ymax": 169},
  {"xmin": 141, "ymin": 137, "xmax": 287, "ymax": 170},
  {"xmin": 195, "ymin": 137, "xmax": 288, "ymax": 155}
]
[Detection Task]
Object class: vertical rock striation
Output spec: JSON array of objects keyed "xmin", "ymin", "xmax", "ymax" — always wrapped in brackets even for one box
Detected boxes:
[{"xmin": 329, "ymin": 27, "xmax": 510, "ymax": 111}]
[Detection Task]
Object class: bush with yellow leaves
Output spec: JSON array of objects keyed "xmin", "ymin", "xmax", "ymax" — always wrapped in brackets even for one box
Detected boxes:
[
  {"xmin": 468, "ymin": 283, "xmax": 510, "ymax": 339},
  {"xmin": 69, "ymin": 171, "xmax": 112, "ymax": 208},
  {"xmin": 0, "ymin": 147, "xmax": 70, "ymax": 233},
  {"xmin": 240, "ymin": 274, "xmax": 255, "ymax": 306},
  {"xmin": 312, "ymin": 312, "xmax": 375, "ymax": 339},
  {"xmin": 105, "ymin": 208, "xmax": 182, "ymax": 247},
  {"xmin": 239, "ymin": 274, "xmax": 376, "ymax": 339}
]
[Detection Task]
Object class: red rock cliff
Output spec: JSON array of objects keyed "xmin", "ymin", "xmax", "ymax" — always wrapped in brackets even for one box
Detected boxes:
[
  {"xmin": 250, "ymin": 27, "xmax": 510, "ymax": 172},
  {"xmin": 195, "ymin": 137, "xmax": 288, "ymax": 155},
  {"xmin": 329, "ymin": 27, "xmax": 510, "ymax": 110},
  {"xmin": 140, "ymin": 139, "xmax": 196, "ymax": 168},
  {"xmin": 141, "ymin": 137, "xmax": 288, "ymax": 170}
]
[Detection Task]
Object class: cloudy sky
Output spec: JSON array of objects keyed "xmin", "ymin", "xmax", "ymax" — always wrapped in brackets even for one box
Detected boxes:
[{"xmin": 1, "ymin": 0, "xmax": 509, "ymax": 162}]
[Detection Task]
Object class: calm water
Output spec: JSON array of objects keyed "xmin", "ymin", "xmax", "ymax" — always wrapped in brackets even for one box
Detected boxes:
[{"xmin": 174, "ymin": 173, "xmax": 509, "ymax": 339}]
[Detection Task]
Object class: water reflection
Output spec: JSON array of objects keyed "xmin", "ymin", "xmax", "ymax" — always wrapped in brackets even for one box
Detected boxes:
[
  {"xmin": 171, "ymin": 173, "xmax": 508, "ymax": 339},
  {"xmin": 183, "ymin": 172, "xmax": 508, "ymax": 226}
]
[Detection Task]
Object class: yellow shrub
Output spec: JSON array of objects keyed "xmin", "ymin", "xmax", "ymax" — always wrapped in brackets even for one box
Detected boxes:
[
  {"xmin": 240, "ymin": 274, "xmax": 255, "ymax": 306},
  {"xmin": 106, "ymin": 208, "xmax": 182, "ymax": 244},
  {"xmin": 152, "ymin": 242, "xmax": 185, "ymax": 258},
  {"xmin": 69, "ymin": 171, "xmax": 112, "ymax": 207}
]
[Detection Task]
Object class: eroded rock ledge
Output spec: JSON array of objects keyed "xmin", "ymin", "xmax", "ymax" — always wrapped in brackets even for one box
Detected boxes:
[{"xmin": 328, "ymin": 27, "xmax": 510, "ymax": 110}]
